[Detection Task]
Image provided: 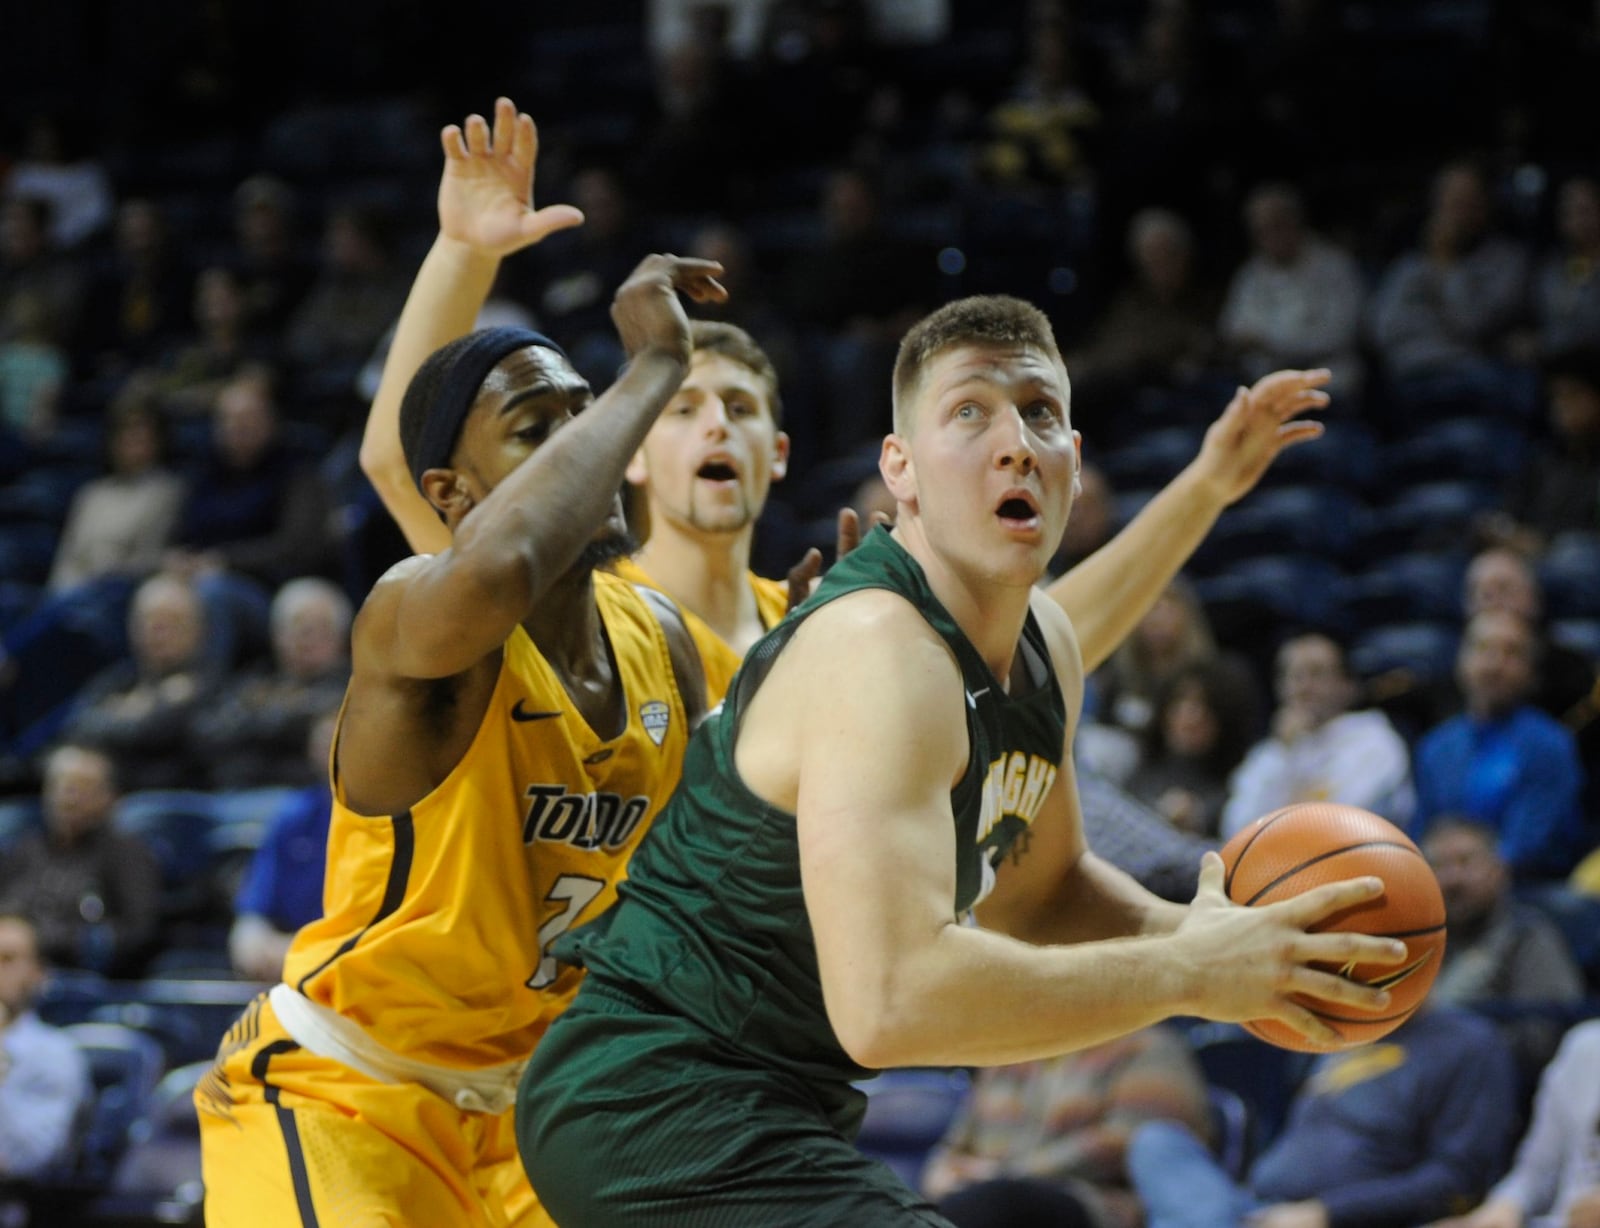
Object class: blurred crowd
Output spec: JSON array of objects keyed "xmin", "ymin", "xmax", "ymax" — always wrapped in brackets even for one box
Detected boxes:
[{"xmin": 1, "ymin": 0, "xmax": 1599, "ymax": 1222}]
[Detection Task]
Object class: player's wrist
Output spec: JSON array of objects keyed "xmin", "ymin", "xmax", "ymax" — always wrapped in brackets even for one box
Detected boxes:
[{"xmin": 433, "ymin": 232, "xmax": 503, "ymax": 269}]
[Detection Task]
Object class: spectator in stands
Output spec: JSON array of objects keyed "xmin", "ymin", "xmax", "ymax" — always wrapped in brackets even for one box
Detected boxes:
[
  {"xmin": 1422, "ymin": 816, "xmax": 1584, "ymax": 1074},
  {"xmin": 47, "ymin": 388, "xmax": 184, "ymax": 594},
  {"xmin": 1485, "ymin": 349, "xmax": 1600, "ymax": 551},
  {"xmin": 62, "ymin": 574, "xmax": 217, "ymax": 793},
  {"xmin": 1429, "ymin": 1020, "xmax": 1600, "ymax": 1228},
  {"xmin": 0, "ymin": 289, "xmax": 67, "ymax": 443},
  {"xmin": 1413, "ymin": 610, "xmax": 1586, "ymax": 881},
  {"xmin": 1066, "ymin": 208, "xmax": 1217, "ymax": 435},
  {"xmin": 522, "ymin": 166, "xmax": 653, "ymax": 386},
  {"xmin": 79, "ymin": 198, "xmax": 191, "ymax": 374},
  {"xmin": 2, "ymin": 112, "xmax": 115, "ymax": 250},
  {"xmin": 1534, "ymin": 176, "xmax": 1600, "ymax": 356},
  {"xmin": 1129, "ymin": 1005, "xmax": 1520, "ymax": 1228},
  {"xmin": 978, "ymin": 12, "xmax": 1101, "ymax": 193},
  {"xmin": 1129, "ymin": 659, "xmax": 1256, "ymax": 837},
  {"xmin": 783, "ymin": 166, "xmax": 935, "ymax": 455},
  {"xmin": 0, "ymin": 196, "xmax": 82, "ymax": 354},
  {"xmin": 193, "ymin": 577, "xmax": 350, "ymax": 791},
  {"xmin": 166, "ymin": 367, "xmax": 338, "ymax": 662},
  {"xmin": 923, "ymin": 1025, "xmax": 1212, "ymax": 1228},
  {"xmin": 1457, "ymin": 545, "xmax": 1600, "ymax": 823},
  {"xmin": 1095, "ymin": 577, "xmax": 1235, "ymax": 740},
  {"xmin": 1222, "ymin": 632, "xmax": 1415, "ymax": 838},
  {"xmin": 1218, "ymin": 184, "xmax": 1367, "ymax": 400},
  {"xmin": 1369, "ymin": 162, "xmax": 1532, "ymax": 411},
  {"xmin": 0, "ymin": 745, "xmax": 160, "ymax": 976},
  {"xmin": 1461, "ymin": 545, "xmax": 1597, "ymax": 719},
  {"xmin": 228, "ymin": 175, "xmax": 314, "ymax": 338},
  {"xmin": 283, "ymin": 200, "xmax": 409, "ymax": 415},
  {"xmin": 0, "ymin": 913, "xmax": 92, "ymax": 1181},
  {"xmin": 227, "ymin": 707, "xmax": 336, "ymax": 982},
  {"xmin": 150, "ymin": 264, "xmax": 279, "ymax": 418}
]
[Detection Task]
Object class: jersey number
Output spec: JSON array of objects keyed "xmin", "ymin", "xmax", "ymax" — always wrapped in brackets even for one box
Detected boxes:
[{"xmin": 527, "ymin": 874, "xmax": 606, "ymax": 989}]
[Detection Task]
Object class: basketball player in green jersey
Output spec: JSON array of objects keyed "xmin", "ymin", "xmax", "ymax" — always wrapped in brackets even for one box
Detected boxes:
[
  {"xmin": 514, "ymin": 295, "xmax": 1407, "ymax": 1226},
  {"xmin": 360, "ymin": 97, "xmax": 1336, "ymax": 687}
]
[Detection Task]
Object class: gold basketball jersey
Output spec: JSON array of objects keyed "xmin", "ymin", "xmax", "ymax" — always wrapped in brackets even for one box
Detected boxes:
[
  {"xmin": 281, "ymin": 571, "xmax": 689, "ymax": 1070},
  {"xmin": 611, "ymin": 555, "xmax": 787, "ymax": 704}
]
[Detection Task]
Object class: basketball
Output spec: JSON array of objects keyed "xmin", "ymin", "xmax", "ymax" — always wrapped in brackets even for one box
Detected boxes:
[{"xmin": 1219, "ymin": 802, "xmax": 1447, "ymax": 1053}]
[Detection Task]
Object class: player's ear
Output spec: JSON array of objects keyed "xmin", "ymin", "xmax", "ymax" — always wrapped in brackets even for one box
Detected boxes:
[
  {"xmin": 421, "ymin": 468, "xmax": 472, "ymax": 519},
  {"xmin": 880, "ymin": 434, "xmax": 914, "ymax": 504},
  {"xmin": 1071, "ymin": 429, "xmax": 1083, "ymax": 499},
  {"xmin": 625, "ymin": 447, "xmax": 649, "ymax": 489},
  {"xmin": 770, "ymin": 431, "xmax": 790, "ymax": 483}
]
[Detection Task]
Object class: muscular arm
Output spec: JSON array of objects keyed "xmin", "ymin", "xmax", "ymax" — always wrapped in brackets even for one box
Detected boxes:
[
  {"xmin": 360, "ymin": 98, "xmax": 584, "ymax": 555},
  {"xmin": 774, "ymin": 593, "xmax": 1402, "ymax": 1070},
  {"xmin": 360, "ymin": 236, "xmax": 498, "ymax": 554},
  {"xmin": 1047, "ymin": 371, "xmax": 1328, "ymax": 671},
  {"xmin": 359, "ymin": 254, "xmax": 718, "ymax": 682}
]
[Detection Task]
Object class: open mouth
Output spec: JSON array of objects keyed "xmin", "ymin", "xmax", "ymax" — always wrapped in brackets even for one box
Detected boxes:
[
  {"xmin": 697, "ymin": 460, "xmax": 739, "ymax": 483},
  {"xmin": 996, "ymin": 493, "xmax": 1041, "ymax": 528}
]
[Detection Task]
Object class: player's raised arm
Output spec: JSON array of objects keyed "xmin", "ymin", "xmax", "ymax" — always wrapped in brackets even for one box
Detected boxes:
[
  {"xmin": 359, "ymin": 254, "xmax": 725, "ymax": 682},
  {"xmin": 1046, "ymin": 369, "xmax": 1329, "ymax": 670},
  {"xmin": 360, "ymin": 97, "xmax": 584, "ymax": 554},
  {"xmin": 778, "ymin": 591, "xmax": 1409, "ymax": 1070}
]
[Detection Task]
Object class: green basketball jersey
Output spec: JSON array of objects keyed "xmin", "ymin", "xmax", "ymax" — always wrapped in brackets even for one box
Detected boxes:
[{"xmin": 555, "ymin": 527, "xmax": 1068, "ymax": 1114}]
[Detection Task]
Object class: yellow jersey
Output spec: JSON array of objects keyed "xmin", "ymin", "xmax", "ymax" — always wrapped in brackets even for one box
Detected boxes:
[
  {"xmin": 610, "ymin": 555, "xmax": 787, "ymax": 705},
  {"xmin": 281, "ymin": 571, "xmax": 689, "ymax": 1070}
]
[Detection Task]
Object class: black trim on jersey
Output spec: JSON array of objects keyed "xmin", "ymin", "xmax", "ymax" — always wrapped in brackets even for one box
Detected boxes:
[
  {"xmin": 251, "ymin": 1039, "xmax": 321, "ymax": 1228},
  {"xmin": 295, "ymin": 810, "xmax": 416, "ymax": 993}
]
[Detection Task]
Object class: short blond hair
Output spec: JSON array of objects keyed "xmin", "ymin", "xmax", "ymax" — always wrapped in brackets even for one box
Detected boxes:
[{"xmin": 891, "ymin": 296, "xmax": 1061, "ymax": 433}]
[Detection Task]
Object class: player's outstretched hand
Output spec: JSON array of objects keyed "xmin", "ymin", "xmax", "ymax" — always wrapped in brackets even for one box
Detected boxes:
[
  {"xmin": 784, "ymin": 507, "xmax": 894, "ymax": 612},
  {"xmin": 1174, "ymin": 852, "xmax": 1408, "ymax": 1048},
  {"xmin": 610, "ymin": 255, "xmax": 726, "ymax": 366},
  {"xmin": 1191, "ymin": 369, "xmax": 1331, "ymax": 507},
  {"xmin": 438, "ymin": 96, "xmax": 584, "ymax": 257}
]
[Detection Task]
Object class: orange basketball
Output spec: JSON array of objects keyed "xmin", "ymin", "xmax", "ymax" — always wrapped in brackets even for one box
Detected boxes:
[{"xmin": 1219, "ymin": 802, "xmax": 1446, "ymax": 1053}]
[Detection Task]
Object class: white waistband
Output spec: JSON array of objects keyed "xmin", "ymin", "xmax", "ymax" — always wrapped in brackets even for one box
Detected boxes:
[{"xmin": 267, "ymin": 984, "xmax": 525, "ymax": 1115}]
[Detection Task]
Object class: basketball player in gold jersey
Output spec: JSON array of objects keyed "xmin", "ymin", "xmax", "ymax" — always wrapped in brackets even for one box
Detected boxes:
[
  {"xmin": 359, "ymin": 98, "xmax": 795, "ymax": 704},
  {"xmin": 195, "ymin": 103, "xmax": 727, "ymax": 1227},
  {"xmin": 361, "ymin": 97, "xmax": 1336, "ymax": 704}
]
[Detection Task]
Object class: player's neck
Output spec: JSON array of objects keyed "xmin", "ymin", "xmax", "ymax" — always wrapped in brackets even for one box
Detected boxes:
[
  {"xmin": 633, "ymin": 521, "xmax": 757, "ymax": 643},
  {"xmin": 522, "ymin": 571, "xmax": 608, "ymax": 680},
  {"xmin": 891, "ymin": 525, "xmax": 1035, "ymax": 686}
]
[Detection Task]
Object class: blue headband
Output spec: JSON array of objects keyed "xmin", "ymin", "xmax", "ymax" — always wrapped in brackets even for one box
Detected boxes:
[{"xmin": 406, "ymin": 326, "xmax": 569, "ymax": 489}]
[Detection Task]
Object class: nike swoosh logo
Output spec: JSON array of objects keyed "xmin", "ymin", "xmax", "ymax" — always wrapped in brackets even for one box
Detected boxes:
[
  {"xmin": 966, "ymin": 687, "xmax": 990, "ymax": 709},
  {"xmin": 511, "ymin": 700, "xmax": 563, "ymax": 722}
]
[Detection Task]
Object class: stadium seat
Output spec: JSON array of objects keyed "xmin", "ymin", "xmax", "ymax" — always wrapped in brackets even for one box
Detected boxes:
[
  {"xmin": 61, "ymin": 1022, "xmax": 166, "ymax": 1187},
  {"xmin": 93, "ymin": 1060, "xmax": 208, "ymax": 1227},
  {"xmin": 1361, "ymin": 481, "xmax": 1498, "ymax": 556},
  {"xmin": 1194, "ymin": 555, "xmax": 1348, "ymax": 636},
  {"xmin": 1349, "ymin": 621, "xmax": 1460, "ymax": 686},
  {"xmin": 1192, "ymin": 485, "xmax": 1361, "ymax": 573},
  {"xmin": 1262, "ymin": 419, "xmax": 1381, "ymax": 493},
  {"xmin": 113, "ymin": 795, "xmax": 220, "ymax": 919},
  {"xmin": 1540, "ymin": 533, "xmax": 1600, "ymax": 621},
  {"xmin": 1550, "ymin": 618, "xmax": 1600, "ymax": 664},
  {"xmin": 1380, "ymin": 416, "xmax": 1528, "ymax": 486},
  {"xmin": 0, "ymin": 795, "xmax": 43, "ymax": 849},
  {"xmin": 35, "ymin": 969, "xmax": 114, "ymax": 1028},
  {"xmin": 854, "ymin": 1068, "xmax": 971, "ymax": 1190},
  {"xmin": 1098, "ymin": 428, "xmax": 1205, "ymax": 490},
  {"xmin": 1342, "ymin": 552, "xmax": 1468, "ymax": 630}
]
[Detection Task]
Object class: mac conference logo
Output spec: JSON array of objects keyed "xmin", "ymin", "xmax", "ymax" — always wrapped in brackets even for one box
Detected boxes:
[{"xmin": 640, "ymin": 700, "xmax": 671, "ymax": 746}]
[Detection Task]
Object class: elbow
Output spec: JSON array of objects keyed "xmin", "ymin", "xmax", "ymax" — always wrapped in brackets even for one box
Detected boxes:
[{"xmin": 826, "ymin": 969, "xmax": 934, "ymax": 1070}]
